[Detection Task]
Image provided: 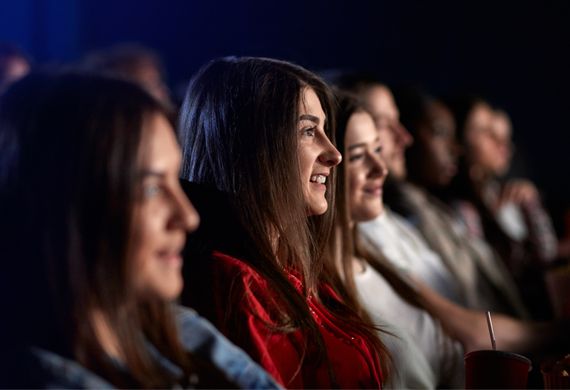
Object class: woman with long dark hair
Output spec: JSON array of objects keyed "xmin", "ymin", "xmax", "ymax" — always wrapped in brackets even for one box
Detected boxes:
[
  {"xmin": 178, "ymin": 57, "xmax": 389, "ymax": 388},
  {"xmin": 0, "ymin": 72, "xmax": 279, "ymax": 388}
]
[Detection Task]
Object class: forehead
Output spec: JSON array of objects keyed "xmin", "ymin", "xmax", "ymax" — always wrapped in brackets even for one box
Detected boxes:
[
  {"xmin": 364, "ymin": 85, "xmax": 399, "ymax": 119},
  {"xmin": 140, "ymin": 113, "xmax": 180, "ymax": 168},
  {"xmin": 299, "ymin": 87, "xmax": 325, "ymax": 118},
  {"xmin": 468, "ymin": 103, "xmax": 494, "ymax": 126},
  {"xmin": 345, "ymin": 111, "xmax": 378, "ymax": 146},
  {"xmin": 428, "ymin": 100, "xmax": 452, "ymax": 120},
  {"xmin": 491, "ymin": 112, "xmax": 512, "ymax": 136},
  {"xmin": 427, "ymin": 101, "xmax": 455, "ymax": 127}
]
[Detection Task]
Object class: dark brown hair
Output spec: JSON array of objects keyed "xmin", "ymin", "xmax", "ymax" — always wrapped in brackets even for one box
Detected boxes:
[{"xmin": 0, "ymin": 72, "xmax": 193, "ymax": 387}]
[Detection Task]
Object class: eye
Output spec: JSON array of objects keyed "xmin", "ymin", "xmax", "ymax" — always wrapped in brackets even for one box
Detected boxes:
[
  {"xmin": 349, "ymin": 154, "xmax": 364, "ymax": 162},
  {"xmin": 432, "ymin": 125, "xmax": 449, "ymax": 137},
  {"xmin": 301, "ymin": 127, "xmax": 316, "ymax": 137},
  {"xmin": 374, "ymin": 146, "xmax": 383, "ymax": 154},
  {"xmin": 143, "ymin": 183, "xmax": 163, "ymax": 199}
]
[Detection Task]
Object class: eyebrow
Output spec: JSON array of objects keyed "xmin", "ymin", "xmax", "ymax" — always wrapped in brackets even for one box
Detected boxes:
[
  {"xmin": 348, "ymin": 137, "xmax": 380, "ymax": 151},
  {"xmin": 140, "ymin": 170, "xmax": 166, "ymax": 179},
  {"xmin": 348, "ymin": 143, "xmax": 367, "ymax": 151},
  {"xmin": 299, "ymin": 114, "xmax": 326, "ymax": 125}
]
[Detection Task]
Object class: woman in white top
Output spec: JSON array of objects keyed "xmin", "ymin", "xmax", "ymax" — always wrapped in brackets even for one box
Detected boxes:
[{"xmin": 331, "ymin": 92, "xmax": 464, "ymax": 388}]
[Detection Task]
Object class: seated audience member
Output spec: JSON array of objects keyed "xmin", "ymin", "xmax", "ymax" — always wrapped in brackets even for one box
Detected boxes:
[
  {"xmin": 335, "ymin": 76, "xmax": 527, "ymax": 317},
  {"xmin": 445, "ymin": 95, "xmax": 557, "ymax": 319},
  {"xmin": 333, "ymin": 92, "xmax": 464, "ymax": 388},
  {"xmin": 0, "ymin": 72, "xmax": 280, "ymax": 388},
  {"xmin": 0, "ymin": 43, "xmax": 31, "ymax": 94},
  {"xmin": 178, "ymin": 57, "xmax": 388, "ymax": 388},
  {"xmin": 81, "ymin": 43, "xmax": 173, "ymax": 107}
]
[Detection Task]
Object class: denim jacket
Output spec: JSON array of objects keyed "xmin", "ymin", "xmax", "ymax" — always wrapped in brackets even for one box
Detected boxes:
[{"xmin": 22, "ymin": 305, "xmax": 281, "ymax": 389}]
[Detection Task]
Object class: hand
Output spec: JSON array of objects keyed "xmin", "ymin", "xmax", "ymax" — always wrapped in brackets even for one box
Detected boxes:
[{"xmin": 499, "ymin": 179, "xmax": 539, "ymax": 207}]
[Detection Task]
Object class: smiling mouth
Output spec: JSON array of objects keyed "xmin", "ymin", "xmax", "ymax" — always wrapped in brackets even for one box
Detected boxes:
[
  {"xmin": 363, "ymin": 185, "xmax": 383, "ymax": 196},
  {"xmin": 310, "ymin": 174, "xmax": 327, "ymax": 184},
  {"xmin": 156, "ymin": 243, "xmax": 185, "ymax": 266}
]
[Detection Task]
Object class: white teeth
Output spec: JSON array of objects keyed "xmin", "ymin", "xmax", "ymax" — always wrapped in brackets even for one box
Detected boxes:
[{"xmin": 310, "ymin": 174, "xmax": 327, "ymax": 184}]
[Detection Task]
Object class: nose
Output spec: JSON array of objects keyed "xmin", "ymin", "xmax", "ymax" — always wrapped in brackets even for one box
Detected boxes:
[
  {"xmin": 395, "ymin": 122, "xmax": 413, "ymax": 147},
  {"xmin": 369, "ymin": 152, "xmax": 388, "ymax": 180},
  {"xmin": 170, "ymin": 187, "xmax": 200, "ymax": 233},
  {"xmin": 318, "ymin": 134, "xmax": 342, "ymax": 167}
]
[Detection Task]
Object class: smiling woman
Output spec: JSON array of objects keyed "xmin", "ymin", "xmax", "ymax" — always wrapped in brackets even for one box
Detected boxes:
[{"xmin": 179, "ymin": 56, "xmax": 389, "ymax": 388}]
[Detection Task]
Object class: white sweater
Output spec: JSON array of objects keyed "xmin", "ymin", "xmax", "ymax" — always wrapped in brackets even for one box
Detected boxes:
[{"xmin": 355, "ymin": 262, "xmax": 464, "ymax": 389}]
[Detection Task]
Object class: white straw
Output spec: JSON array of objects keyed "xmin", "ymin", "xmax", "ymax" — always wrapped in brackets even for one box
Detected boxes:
[{"xmin": 486, "ymin": 311, "xmax": 497, "ymax": 350}]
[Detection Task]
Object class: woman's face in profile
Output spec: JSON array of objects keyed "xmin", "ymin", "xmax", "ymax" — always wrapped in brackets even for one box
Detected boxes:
[
  {"xmin": 130, "ymin": 113, "xmax": 199, "ymax": 301},
  {"xmin": 464, "ymin": 102, "xmax": 504, "ymax": 175},
  {"xmin": 297, "ymin": 87, "xmax": 342, "ymax": 216},
  {"xmin": 345, "ymin": 110, "xmax": 388, "ymax": 222}
]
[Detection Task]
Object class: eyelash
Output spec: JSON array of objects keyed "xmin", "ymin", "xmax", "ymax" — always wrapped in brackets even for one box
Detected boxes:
[
  {"xmin": 349, "ymin": 147, "xmax": 382, "ymax": 162},
  {"xmin": 143, "ymin": 183, "xmax": 164, "ymax": 198},
  {"xmin": 301, "ymin": 127, "xmax": 316, "ymax": 137}
]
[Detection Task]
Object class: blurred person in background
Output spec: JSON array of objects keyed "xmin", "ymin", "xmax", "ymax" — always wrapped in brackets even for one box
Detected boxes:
[
  {"xmin": 446, "ymin": 95, "xmax": 558, "ymax": 319},
  {"xmin": 0, "ymin": 43, "xmax": 31, "ymax": 94},
  {"xmin": 82, "ymin": 43, "xmax": 173, "ymax": 108}
]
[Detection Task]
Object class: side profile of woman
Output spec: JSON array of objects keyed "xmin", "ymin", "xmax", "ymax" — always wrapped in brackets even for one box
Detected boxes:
[
  {"xmin": 332, "ymin": 92, "xmax": 464, "ymax": 389},
  {"xmin": 178, "ymin": 57, "xmax": 389, "ymax": 388},
  {"xmin": 0, "ymin": 72, "xmax": 279, "ymax": 388}
]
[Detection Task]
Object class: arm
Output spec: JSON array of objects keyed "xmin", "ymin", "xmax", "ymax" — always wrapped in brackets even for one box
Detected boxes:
[
  {"xmin": 501, "ymin": 179, "xmax": 558, "ymax": 262},
  {"xmin": 415, "ymin": 278, "xmax": 570, "ymax": 355}
]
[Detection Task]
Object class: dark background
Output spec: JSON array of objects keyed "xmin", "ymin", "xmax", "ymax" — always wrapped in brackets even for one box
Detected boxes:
[{"xmin": 2, "ymin": 0, "xmax": 569, "ymax": 232}]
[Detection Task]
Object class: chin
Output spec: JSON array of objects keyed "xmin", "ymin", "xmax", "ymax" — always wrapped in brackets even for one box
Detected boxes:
[
  {"xmin": 156, "ymin": 278, "xmax": 183, "ymax": 301},
  {"xmin": 308, "ymin": 203, "xmax": 328, "ymax": 216}
]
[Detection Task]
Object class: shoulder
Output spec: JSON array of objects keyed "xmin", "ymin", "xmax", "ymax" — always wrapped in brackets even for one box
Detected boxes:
[
  {"xmin": 210, "ymin": 251, "xmax": 270, "ymax": 292},
  {"xmin": 174, "ymin": 306, "xmax": 282, "ymax": 390},
  {"xmin": 29, "ymin": 347, "xmax": 113, "ymax": 388}
]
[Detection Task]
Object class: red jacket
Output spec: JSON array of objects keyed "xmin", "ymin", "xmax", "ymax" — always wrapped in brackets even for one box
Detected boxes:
[{"xmin": 208, "ymin": 250, "xmax": 383, "ymax": 389}]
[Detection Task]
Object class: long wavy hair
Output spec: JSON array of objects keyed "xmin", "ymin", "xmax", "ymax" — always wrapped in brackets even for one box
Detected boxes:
[
  {"xmin": 179, "ymin": 57, "xmax": 388, "ymax": 383},
  {"xmin": 0, "ymin": 72, "xmax": 196, "ymax": 387}
]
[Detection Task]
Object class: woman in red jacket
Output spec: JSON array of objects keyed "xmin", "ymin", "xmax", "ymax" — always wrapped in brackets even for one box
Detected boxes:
[{"xmin": 178, "ymin": 57, "xmax": 389, "ymax": 388}]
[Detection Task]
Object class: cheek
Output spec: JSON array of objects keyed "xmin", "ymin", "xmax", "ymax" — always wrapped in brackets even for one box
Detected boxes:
[
  {"xmin": 432, "ymin": 142, "xmax": 450, "ymax": 165},
  {"xmin": 298, "ymin": 145, "xmax": 316, "ymax": 173},
  {"xmin": 348, "ymin": 171, "xmax": 364, "ymax": 204},
  {"xmin": 466, "ymin": 137, "xmax": 489, "ymax": 163},
  {"xmin": 348, "ymin": 170, "xmax": 359, "ymax": 195},
  {"xmin": 133, "ymin": 204, "xmax": 168, "ymax": 255}
]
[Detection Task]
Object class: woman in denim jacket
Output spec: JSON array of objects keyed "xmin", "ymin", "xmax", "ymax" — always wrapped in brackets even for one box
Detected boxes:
[{"xmin": 0, "ymin": 72, "xmax": 280, "ymax": 389}]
